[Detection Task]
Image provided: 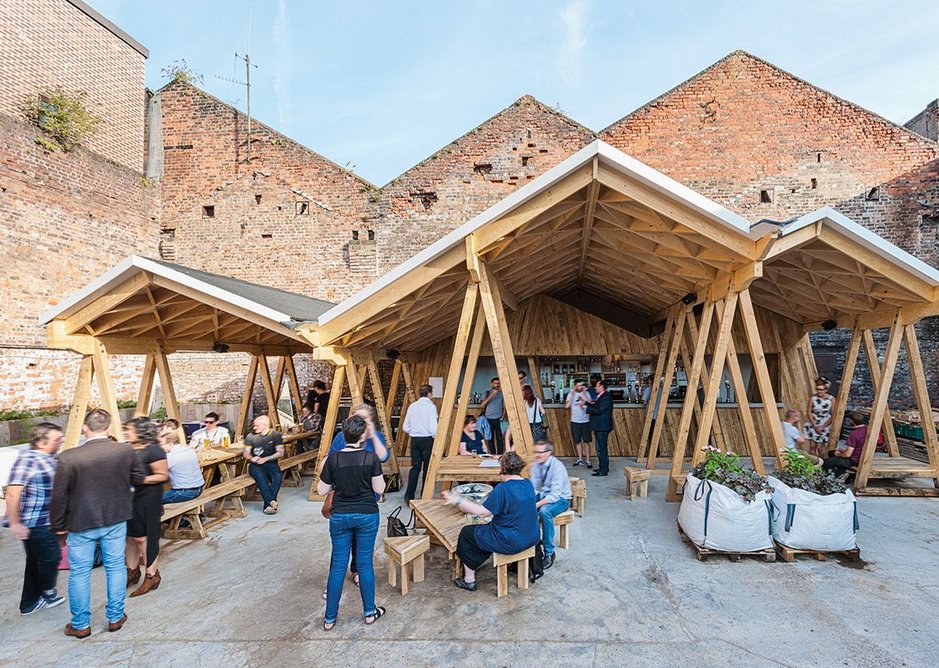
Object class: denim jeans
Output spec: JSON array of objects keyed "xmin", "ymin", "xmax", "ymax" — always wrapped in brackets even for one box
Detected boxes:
[
  {"xmin": 20, "ymin": 524, "xmax": 61, "ymax": 612},
  {"xmin": 162, "ymin": 487, "xmax": 203, "ymax": 504},
  {"xmin": 325, "ymin": 512, "xmax": 379, "ymax": 623},
  {"xmin": 594, "ymin": 430, "xmax": 610, "ymax": 474},
  {"xmin": 248, "ymin": 461, "xmax": 282, "ymax": 508},
  {"xmin": 67, "ymin": 522, "xmax": 127, "ymax": 628},
  {"xmin": 537, "ymin": 494, "xmax": 570, "ymax": 556}
]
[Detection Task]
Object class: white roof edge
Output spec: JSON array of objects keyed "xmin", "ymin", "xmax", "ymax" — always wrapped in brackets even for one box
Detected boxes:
[
  {"xmin": 780, "ymin": 207, "xmax": 939, "ymax": 286},
  {"xmin": 40, "ymin": 255, "xmax": 297, "ymax": 329},
  {"xmin": 318, "ymin": 140, "xmax": 758, "ymax": 327}
]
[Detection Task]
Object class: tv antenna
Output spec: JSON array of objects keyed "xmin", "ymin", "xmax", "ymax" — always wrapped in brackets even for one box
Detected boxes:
[{"xmin": 215, "ymin": 9, "xmax": 258, "ymax": 162}]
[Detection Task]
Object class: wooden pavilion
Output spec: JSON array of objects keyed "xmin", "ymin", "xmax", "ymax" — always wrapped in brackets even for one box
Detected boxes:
[{"xmin": 298, "ymin": 140, "xmax": 939, "ymax": 499}]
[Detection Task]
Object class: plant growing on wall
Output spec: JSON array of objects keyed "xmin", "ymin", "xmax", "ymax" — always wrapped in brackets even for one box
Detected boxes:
[
  {"xmin": 24, "ymin": 88, "xmax": 99, "ymax": 152},
  {"xmin": 161, "ymin": 59, "xmax": 204, "ymax": 85},
  {"xmin": 689, "ymin": 446, "xmax": 772, "ymax": 502},
  {"xmin": 775, "ymin": 450, "xmax": 848, "ymax": 495}
]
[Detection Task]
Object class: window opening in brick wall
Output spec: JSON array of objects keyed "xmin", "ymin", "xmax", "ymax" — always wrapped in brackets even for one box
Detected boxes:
[
  {"xmin": 352, "ymin": 230, "xmax": 359, "ymax": 241},
  {"xmin": 521, "ymin": 156, "xmax": 530, "ymax": 167},
  {"xmin": 414, "ymin": 192, "xmax": 438, "ymax": 209},
  {"xmin": 817, "ymin": 153, "xmax": 822, "ymax": 163},
  {"xmin": 367, "ymin": 229, "xmax": 375, "ymax": 240},
  {"xmin": 261, "ymin": 233, "xmax": 273, "ymax": 239},
  {"xmin": 255, "ymin": 194, "xmax": 262, "ymax": 204},
  {"xmin": 202, "ymin": 205, "xmax": 215, "ymax": 218},
  {"xmin": 811, "ymin": 178, "xmax": 818, "ymax": 189},
  {"xmin": 866, "ymin": 187, "xmax": 880, "ymax": 201},
  {"xmin": 760, "ymin": 190, "xmax": 772, "ymax": 203},
  {"xmin": 296, "ymin": 201, "xmax": 309, "ymax": 215},
  {"xmin": 473, "ymin": 163, "xmax": 492, "ymax": 175},
  {"xmin": 159, "ymin": 228, "xmax": 176, "ymax": 261}
]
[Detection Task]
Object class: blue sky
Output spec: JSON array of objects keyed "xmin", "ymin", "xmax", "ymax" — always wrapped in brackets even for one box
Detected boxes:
[{"xmin": 92, "ymin": 0, "xmax": 939, "ymax": 186}]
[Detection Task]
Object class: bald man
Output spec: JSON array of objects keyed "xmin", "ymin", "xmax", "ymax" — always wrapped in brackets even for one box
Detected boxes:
[{"xmin": 243, "ymin": 416, "xmax": 285, "ymax": 514}]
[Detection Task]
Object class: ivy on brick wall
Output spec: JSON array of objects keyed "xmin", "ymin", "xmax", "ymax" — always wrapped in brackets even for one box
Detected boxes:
[{"xmin": 24, "ymin": 88, "xmax": 99, "ymax": 152}]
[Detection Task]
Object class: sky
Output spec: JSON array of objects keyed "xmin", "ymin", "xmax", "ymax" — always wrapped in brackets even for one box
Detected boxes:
[{"xmin": 90, "ymin": 0, "xmax": 939, "ymax": 186}]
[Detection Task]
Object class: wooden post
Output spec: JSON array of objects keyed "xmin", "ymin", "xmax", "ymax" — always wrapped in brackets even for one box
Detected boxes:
[
  {"xmin": 738, "ymin": 289, "xmax": 787, "ymax": 469},
  {"xmin": 422, "ymin": 282, "xmax": 479, "ymax": 500},
  {"xmin": 449, "ymin": 306, "xmax": 487, "ymax": 456},
  {"xmin": 646, "ymin": 307, "xmax": 686, "ymax": 468},
  {"xmin": 309, "ymin": 363, "xmax": 346, "ymax": 501},
  {"xmin": 257, "ymin": 352, "xmax": 281, "ymax": 429},
  {"xmin": 64, "ymin": 355, "xmax": 93, "ymax": 449},
  {"xmin": 394, "ymin": 358, "xmax": 417, "ymax": 457},
  {"xmin": 283, "ymin": 354, "xmax": 305, "ymax": 417},
  {"xmin": 478, "ymin": 262, "xmax": 532, "ymax": 456},
  {"xmin": 346, "ymin": 357, "xmax": 364, "ymax": 406},
  {"xmin": 691, "ymin": 293, "xmax": 739, "ymax": 465},
  {"xmin": 638, "ymin": 307, "xmax": 676, "ymax": 462},
  {"xmin": 902, "ymin": 324, "xmax": 939, "ymax": 485},
  {"xmin": 236, "ymin": 355, "xmax": 259, "ymax": 439},
  {"xmin": 668, "ymin": 299, "xmax": 715, "ymax": 496},
  {"xmin": 366, "ymin": 355, "xmax": 400, "ymax": 474},
  {"xmin": 682, "ymin": 310, "xmax": 728, "ymax": 453},
  {"xmin": 828, "ymin": 328, "xmax": 862, "ymax": 450},
  {"xmin": 152, "ymin": 344, "xmax": 186, "ymax": 446},
  {"xmin": 385, "ymin": 359, "xmax": 402, "ymax": 433},
  {"xmin": 861, "ymin": 329, "xmax": 900, "ymax": 457},
  {"xmin": 273, "ymin": 357, "xmax": 287, "ymax": 405},
  {"xmin": 855, "ymin": 315, "xmax": 902, "ymax": 490},
  {"xmin": 135, "ymin": 353, "xmax": 156, "ymax": 417},
  {"xmin": 90, "ymin": 339, "xmax": 123, "ymax": 441}
]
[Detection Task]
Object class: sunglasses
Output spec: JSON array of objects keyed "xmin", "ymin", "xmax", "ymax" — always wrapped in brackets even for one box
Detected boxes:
[{"xmin": 205, "ymin": 420, "xmax": 216, "ymax": 425}]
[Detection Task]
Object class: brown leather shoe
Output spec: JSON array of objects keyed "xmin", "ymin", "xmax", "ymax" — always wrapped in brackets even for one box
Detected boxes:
[
  {"xmin": 107, "ymin": 614, "xmax": 128, "ymax": 632},
  {"xmin": 127, "ymin": 566, "xmax": 141, "ymax": 587},
  {"xmin": 65, "ymin": 623, "xmax": 91, "ymax": 639},
  {"xmin": 130, "ymin": 570, "xmax": 161, "ymax": 597}
]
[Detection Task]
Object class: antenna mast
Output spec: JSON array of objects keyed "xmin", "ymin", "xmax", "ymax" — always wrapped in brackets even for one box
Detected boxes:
[{"xmin": 234, "ymin": 9, "xmax": 258, "ymax": 162}]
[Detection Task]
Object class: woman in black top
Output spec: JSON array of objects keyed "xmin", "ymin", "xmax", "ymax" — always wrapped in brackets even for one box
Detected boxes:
[
  {"xmin": 316, "ymin": 415, "xmax": 386, "ymax": 630},
  {"xmin": 459, "ymin": 415, "xmax": 489, "ymax": 456},
  {"xmin": 123, "ymin": 417, "xmax": 168, "ymax": 597}
]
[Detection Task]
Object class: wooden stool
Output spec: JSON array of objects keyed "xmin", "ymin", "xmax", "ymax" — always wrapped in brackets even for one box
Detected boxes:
[
  {"xmin": 492, "ymin": 546, "xmax": 535, "ymax": 597},
  {"xmin": 569, "ymin": 477, "xmax": 586, "ymax": 515},
  {"xmin": 384, "ymin": 535, "xmax": 430, "ymax": 595},
  {"xmin": 624, "ymin": 467, "xmax": 651, "ymax": 500},
  {"xmin": 553, "ymin": 509, "xmax": 575, "ymax": 549}
]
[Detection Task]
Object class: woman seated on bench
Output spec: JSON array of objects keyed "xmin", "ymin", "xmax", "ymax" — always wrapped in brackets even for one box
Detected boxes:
[
  {"xmin": 161, "ymin": 430, "xmax": 204, "ymax": 504},
  {"xmin": 458, "ymin": 415, "xmax": 489, "ymax": 456},
  {"xmin": 443, "ymin": 451, "xmax": 538, "ymax": 592}
]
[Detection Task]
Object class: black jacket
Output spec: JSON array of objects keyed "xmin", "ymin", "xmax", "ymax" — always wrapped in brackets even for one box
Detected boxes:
[{"xmin": 586, "ymin": 392, "xmax": 614, "ymax": 432}]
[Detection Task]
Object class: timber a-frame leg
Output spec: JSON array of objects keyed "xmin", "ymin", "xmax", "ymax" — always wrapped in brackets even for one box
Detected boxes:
[
  {"xmin": 309, "ymin": 363, "xmax": 346, "ymax": 501},
  {"xmin": 645, "ymin": 306, "xmax": 685, "ymax": 469},
  {"xmin": 638, "ymin": 306, "xmax": 677, "ymax": 464}
]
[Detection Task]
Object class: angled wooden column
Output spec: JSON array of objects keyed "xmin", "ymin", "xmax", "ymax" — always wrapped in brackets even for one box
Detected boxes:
[
  {"xmin": 309, "ymin": 363, "xmax": 346, "ymax": 501},
  {"xmin": 422, "ymin": 282, "xmax": 479, "ymax": 500},
  {"xmin": 236, "ymin": 355, "xmax": 260, "ymax": 439},
  {"xmin": 691, "ymin": 293, "xmax": 739, "ymax": 466},
  {"xmin": 797, "ymin": 333, "xmax": 820, "ymax": 387},
  {"xmin": 135, "ymin": 353, "xmax": 156, "ymax": 417},
  {"xmin": 91, "ymin": 338, "xmax": 123, "ymax": 441},
  {"xmin": 385, "ymin": 359, "xmax": 402, "ymax": 433},
  {"xmin": 448, "ymin": 305, "xmax": 487, "ymax": 456},
  {"xmin": 394, "ymin": 357, "xmax": 417, "ymax": 457},
  {"xmin": 366, "ymin": 355, "xmax": 400, "ymax": 474},
  {"xmin": 713, "ymin": 297, "xmax": 765, "ymax": 475},
  {"xmin": 64, "ymin": 355, "xmax": 93, "ymax": 449},
  {"xmin": 902, "ymin": 323, "xmax": 939, "ymax": 487},
  {"xmin": 346, "ymin": 356, "xmax": 364, "ymax": 406},
  {"xmin": 638, "ymin": 306, "xmax": 677, "ymax": 463},
  {"xmin": 855, "ymin": 315, "xmax": 902, "ymax": 490},
  {"xmin": 478, "ymin": 262, "xmax": 532, "ymax": 456},
  {"xmin": 668, "ymin": 299, "xmax": 715, "ymax": 498},
  {"xmin": 152, "ymin": 343, "xmax": 186, "ymax": 445},
  {"xmin": 738, "ymin": 289, "xmax": 786, "ymax": 469},
  {"xmin": 645, "ymin": 307, "xmax": 686, "ymax": 468},
  {"xmin": 682, "ymin": 308, "xmax": 729, "ymax": 453},
  {"xmin": 272, "ymin": 357, "xmax": 287, "ymax": 404},
  {"xmin": 861, "ymin": 330, "xmax": 900, "ymax": 457},
  {"xmin": 828, "ymin": 328, "xmax": 862, "ymax": 450},
  {"xmin": 283, "ymin": 354, "xmax": 305, "ymax": 417},
  {"xmin": 256, "ymin": 352, "xmax": 281, "ymax": 429}
]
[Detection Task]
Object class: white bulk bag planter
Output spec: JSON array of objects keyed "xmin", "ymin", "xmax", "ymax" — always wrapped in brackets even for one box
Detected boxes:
[
  {"xmin": 768, "ymin": 476, "xmax": 858, "ymax": 552},
  {"xmin": 677, "ymin": 474, "xmax": 773, "ymax": 553}
]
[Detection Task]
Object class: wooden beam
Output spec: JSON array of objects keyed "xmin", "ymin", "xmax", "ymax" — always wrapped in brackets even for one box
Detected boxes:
[
  {"xmin": 422, "ymin": 282, "xmax": 479, "ymax": 500},
  {"xmin": 309, "ymin": 364, "xmax": 346, "ymax": 501},
  {"xmin": 737, "ymin": 289, "xmax": 786, "ymax": 469},
  {"xmin": 576, "ymin": 164, "xmax": 601, "ymax": 284},
  {"xmin": 682, "ymin": 307, "xmax": 729, "ymax": 454},
  {"xmin": 394, "ymin": 357, "xmax": 418, "ymax": 456},
  {"xmin": 827, "ymin": 328, "xmax": 861, "ymax": 450},
  {"xmin": 902, "ymin": 324, "xmax": 939, "ymax": 482},
  {"xmin": 62, "ymin": 272, "xmax": 151, "ymax": 334},
  {"xmin": 63, "ymin": 356, "xmax": 93, "ymax": 449},
  {"xmin": 151, "ymin": 343, "xmax": 186, "ymax": 445},
  {"xmin": 855, "ymin": 314, "xmax": 903, "ymax": 490},
  {"xmin": 385, "ymin": 360, "xmax": 402, "ymax": 428},
  {"xmin": 646, "ymin": 308, "xmax": 686, "ymax": 468},
  {"xmin": 90, "ymin": 339, "xmax": 123, "ymax": 441},
  {"xmin": 861, "ymin": 330, "xmax": 900, "ymax": 458},
  {"xmin": 366, "ymin": 355, "xmax": 400, "ymax": 475},
  {"xmin": 283, "ymin": 355, "xmax": 305, "ymax": 417},
  {"xmin": 761, "ymin": 223, "xmax": 821, "ymax": 261},
  {"xmin": 449, "ymin": 305, "xmax": 488, "ymax": 457},
  {"xmin": 256, "ymin": 353, "xmax": 281, "ymax": 429},
  {"xmin": 638, "ymin": 307, "xmax": 675, "ymax": 462},
  {"xmin": 236, "ymin": 356, "xmax": 259, "ymax": 439},
  {"xmin": 135, "ymin": 354, "xmax": 156, "ymax": 417}
]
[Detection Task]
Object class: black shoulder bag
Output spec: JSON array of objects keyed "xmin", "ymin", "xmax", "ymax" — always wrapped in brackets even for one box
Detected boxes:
[{"xmin": 387, "ymin": 505, "xmax": 414, "ymax": 537}]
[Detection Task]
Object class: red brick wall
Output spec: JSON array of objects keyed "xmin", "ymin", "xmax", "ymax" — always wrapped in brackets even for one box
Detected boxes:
[{"xmin": 0, "ymin": 0, "xmax": 147, "ymax": 172}]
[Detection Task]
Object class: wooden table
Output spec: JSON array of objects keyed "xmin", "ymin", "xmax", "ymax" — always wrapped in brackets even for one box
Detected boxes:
[
  {"xmin": 436, "ymin": 456, "xmax": 506, "ymax": 484},
  {"xmin": 281, "ymin": 429, "xmax": 320, "ymax": 457},
  {"xmin": 198, "ymin": 447, "xmax": 244, "ymax": 488},
  {"xmin": 409, "ymin": 499, "xmax": 468, "ymax": 578}
]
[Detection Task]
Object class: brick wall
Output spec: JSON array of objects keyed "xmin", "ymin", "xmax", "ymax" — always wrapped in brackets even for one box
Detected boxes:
[
  {"xmin": 905, "ymin": 100, "xmax": 939, "ymax": 142},
  {"xmin": 0, "ymin": 0, "xmax": 147, "ymax": 172}
]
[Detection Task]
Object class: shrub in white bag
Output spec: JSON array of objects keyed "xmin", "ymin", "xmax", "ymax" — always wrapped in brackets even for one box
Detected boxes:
[
  {"xmin": 768, "ymin": 476, "xmax": 858, "ymax": 551},
  {"xmin": 678, "ymin": 473, "xmax": 774, "ymax": 552}
]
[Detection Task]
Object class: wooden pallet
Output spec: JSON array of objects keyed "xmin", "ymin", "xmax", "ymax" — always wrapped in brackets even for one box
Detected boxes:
[
  {"xmin": 677, "ymin": 523, "xmax": 776, "ymax": 562},
  {"xmin": 773, "ymin": 541, "xmax": 860, "ymax": 563}
]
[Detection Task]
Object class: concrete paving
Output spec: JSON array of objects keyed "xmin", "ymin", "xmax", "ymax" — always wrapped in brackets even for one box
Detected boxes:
[{"xmin": 1, "ymin": 458, "xmax": 938, "ymax": 667}]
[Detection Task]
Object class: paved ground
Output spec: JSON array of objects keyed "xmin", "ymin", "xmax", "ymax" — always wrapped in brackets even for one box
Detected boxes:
[{"xmin": 1, "ymin": 457, "xmax": 937, "ymax": 667}]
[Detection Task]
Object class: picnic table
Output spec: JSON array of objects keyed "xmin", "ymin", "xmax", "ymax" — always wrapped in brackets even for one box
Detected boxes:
[
  {"xmin": 197, "ymin": 447, "xmax": 245, "ymax": 487},
  {"xmin": 436, "ymin": 455, "xmax": 506, "ymax": 484},
  {"xmin": 409, "ymin": 499, "xmax": 470, "ymax": 578},
  {"xmin": 281, "ymin": 429, "xmax": 320, "ymax": 457}
]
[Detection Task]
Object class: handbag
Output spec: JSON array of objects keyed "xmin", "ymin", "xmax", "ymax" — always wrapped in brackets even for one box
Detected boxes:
[
  {"xmin": 528, "ymin": 540, "xmax": 545, "ymax": 582},
  {"xmin": 321, "ymin": 490, "xmax": 334, "ymax": 519},
  {"xmin": 384, "ymin": 471, "xmax": 401, "ymax": 493},
  {"xmin": 387, "ymin": 505, "xmax": 413, "ymax": 537},
  {"xmin": 531, "ymin": 422, "xmax": 548, "ymax": 443}
]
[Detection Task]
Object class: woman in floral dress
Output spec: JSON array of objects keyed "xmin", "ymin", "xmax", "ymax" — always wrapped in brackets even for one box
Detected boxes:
[{"xmin": 804, "ymin": 377, "xmax": 836, "ymax": 459}]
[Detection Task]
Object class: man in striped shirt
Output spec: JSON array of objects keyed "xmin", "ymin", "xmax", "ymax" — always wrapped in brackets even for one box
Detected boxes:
[{"xmin": 3, "ymin": 423, "xmax": 65, "ymax": 615}]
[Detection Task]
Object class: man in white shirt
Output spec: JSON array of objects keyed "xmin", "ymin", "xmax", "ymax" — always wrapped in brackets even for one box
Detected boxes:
[
  {"xmin": 566, "ymin": 380, "xmax": 592, "ymax": 468},
  {"xmin": 781, "ymin": 408, "xmax": 822, "ymax": 465},
  {"xmin": 402, "ymin": 384, "xmax": 438, "ymax": 504},
  {"xmin": 188, "ymin": 412, "xmax": 230, "ymax": 450},
  {"xmin": 160, "ymin": 431, "xmax": 204, "ymax": 504}
]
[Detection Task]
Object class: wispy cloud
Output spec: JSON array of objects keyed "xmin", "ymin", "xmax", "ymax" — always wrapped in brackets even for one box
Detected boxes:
[
  {"xmin": 558, "ymin": 0, "xmax": 590, "ymax": 87},
  {"xmin": 272, "ymin": 0, "xmax": 292, "ymax": 133}
]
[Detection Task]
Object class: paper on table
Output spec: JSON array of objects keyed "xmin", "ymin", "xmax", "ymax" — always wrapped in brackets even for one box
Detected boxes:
[{"xmin": 479, "ymin": 460, "xmax": 501, "ymax": 468}]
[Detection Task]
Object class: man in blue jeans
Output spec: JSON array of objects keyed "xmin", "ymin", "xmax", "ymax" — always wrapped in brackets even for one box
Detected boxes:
[
  {"xmin": 530, "ymin": 441, "xmax": 571, "ymax": 569},
  {"xmin": 49, "ymin": 409, "xmax": 145, "ymax": 638},
  {"xmin": 243, "ymin": 415, "xmax": 284, "ymax": 515}
]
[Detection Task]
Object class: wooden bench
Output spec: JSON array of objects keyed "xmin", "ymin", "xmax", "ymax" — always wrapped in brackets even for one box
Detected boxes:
[
  {"xmin": 624, "ymin": 467, "xmax": 652, "ymax": 500},
  {"xmin": 384, "ymin": 535, "xmax": 430, "ymax": 595},
  {"xmin": 493, "ymin": 546, "xmax": 535, "ymax": 597},
  {"xmin": 569, "ymin": 477, "xmax": 586, "ymax": 515},
  {"xmin": 161, "ymin": 474, "xmax": 253, "ymax": 539},
  {"xmin": 553, "ymin": 509, "xmax": 575, "ymax": 549},
  {"xmin": 279, "ymin": 449, "xmax": 319, "ymax": 487}
]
